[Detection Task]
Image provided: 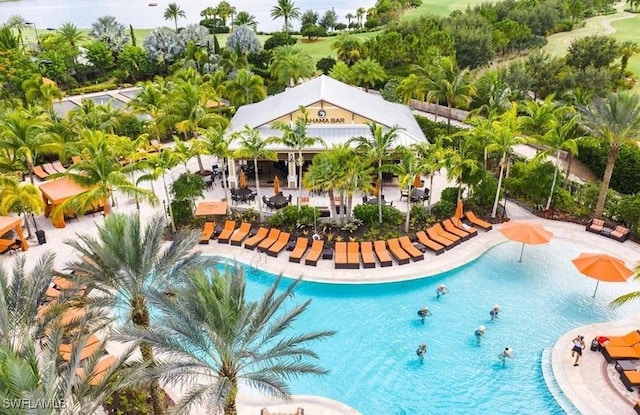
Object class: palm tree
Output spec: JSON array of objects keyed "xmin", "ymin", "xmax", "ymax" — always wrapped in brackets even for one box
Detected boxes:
[
  {"xmin": 413, "ymin": 138, "xmax": 451, "ymax": 214},
  {"xmin": 303, "ymin": 151, "xmax": 340, "ymax": 221},
  {"xmin": 7, "ymin": 15, "xmax": 27, "ymax": 49},
  {"xmin": 396, "ymin": 73, "xmax": 426, "ymax": 104},
  {"xmin": 0, "ymin": 175, "xmax": 44, "ymax": 239},
  {"xmin": 164, "ymin": 2, "xmax": 186, "ymax": 32},
  {"xmin": 232, "ymin": 126, "xmax": 278, "ymax": 222},
  {"xmin": 349, "ymin": 123, "xmax": 402, "ymax": 223},
  {"xmin": 269, "ymin": 45, "xmax": 315, "ymax": 87},
  {"xmin": 21, "ymin": 76, "xmax": 63, "ymax": 111},
  {"xmin": 578, "ymin": 91, "xmax": 640, "ymax": 218},
  {"xmin": 350, "ymin": 57, "xmax": 386, "ymax": 92},
  {"xmin": 216, "ymin": 1, "xmax": 234, "ymax": 27},
  {"xmin": 272, "ymin": 107, "xmax": 325, "ymax": 209},
  {"xmin": 117, "ymin": 265, "xmax": 334, "ymax": 415},
  {"xmin": 330, "ymin": 33, "xmax": 362, "ymax": 66},
  {"xmin": 444, "ymin": 136, "xmax": 481, "ymax": 202},
  {"xmin": 328, "ymin": 61, "xmax": 353, "ymax": 84},
  {"xmin": 58, "ymin": 22, "xmax": 86, "ymax": 47},
  {"xmin": 619, "ymin": 41, "xmax": 640, "ymax": 76},
  {"xmin": 389, "ymin": 147, "xmax": 420, "ymax": 232},
  {"xmin": 233, "ymin": 11, "xmax": 259, "ymax": 31},
  {"xmin": 225, "ymin": 68, "xmax": 267, "ymax": 107},
  {"xmin": 470, "ymin": 70, "xmax": 512, "ymax": 118},
  {"xmin": 128, "ymin": 80, "xmax": 170, "ymax": 141},
  {"xmin": 356, "ymin": 7, "xmax": 366, "ymax": 27},
  {"xmin": 345, "ymin": 13, "xmax": 355, "ymax": 28},
  {"xmin": 201, "ymin": 128, "xmax": 234, "ymax": 214},
  {"xmin": 270, "ymin": 0, "xmax": 301, "ymax": 35},
  {"xmin": 65, "ymin": 213, "xmax": 213, "ymax": 415}
]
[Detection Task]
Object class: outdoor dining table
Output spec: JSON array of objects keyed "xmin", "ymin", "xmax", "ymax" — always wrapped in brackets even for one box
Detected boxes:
[
  {"xmin": 234, "ymin": 187, "xmax": 254, "ymax": 197},
  {"xmin": 411, "ymin": 189, "xmax": 429, "ymax": 202},
  {"xmin": 366, "ymin": 198, "xmax": 388, "ymax": 205},
  {"xmin": 268, "ymin": 195, "xmax": 289, "ymax": 209}
]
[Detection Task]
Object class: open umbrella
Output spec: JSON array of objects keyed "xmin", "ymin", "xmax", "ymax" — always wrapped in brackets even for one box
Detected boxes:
[
  {"xmin": 571, "ymin": 253, "xmax": 633, "ymax": 297},
  {"xmin": 273, "ymin": 176, "xmax": 280, "ymax": 195},
  {"xmin": 455, "ymin": 200, "xmax": 464, "ymax": 219},
  {"xmin": 238, "ymin": 170, "xmax": 247, "ymax": 189},
  {"xmin": 499, "ymin": 221, "xmax": 553, "ymax": 262}
]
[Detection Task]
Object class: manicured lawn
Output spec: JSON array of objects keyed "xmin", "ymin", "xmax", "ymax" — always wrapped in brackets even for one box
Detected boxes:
[
  {"xmin": 402, "ymin": 0, "xmax": 490, "ymax": 19},
  {"xmin": 609, "ymin": 14, "xmax": 640, "ymax": 91}
]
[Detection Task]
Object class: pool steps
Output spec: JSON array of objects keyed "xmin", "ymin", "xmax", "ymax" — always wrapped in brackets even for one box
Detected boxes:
[{"xmin": 541, "ymin": 348, "xmax": 581, "ymax": 415}]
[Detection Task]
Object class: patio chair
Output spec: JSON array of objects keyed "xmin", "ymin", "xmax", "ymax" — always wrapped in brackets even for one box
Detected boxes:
[
  {"xmin": 289, "ymin": 237, "xmax": 309, "ymax": 263},
  {"xmin": 387, "ymin": 238, "xmax": 410, "ymax": 265},
  {"xmin": 398, "ymin": 236, "xmax": 424, "ymax": 261},
  {"xmin": 598, "ymin": 330, "xmax": 640, "ymax": 347},
  {"xmin": 586, "ymin": 218, "xmax": 605, "ymax": 234},
  {"xmin": 621, "ymin": 370, "xmax": 640, "ymax": 391},
  {"xmin": 415, "ymin": 231, "xmax": 445, "ymax": 256},
  {"xmin": 400, "ymin": 189, "xmax": 409, "ymax": 201},
  {"xmin": 52, "ymin": 161, "xmax": 67, "ymax": 172},
  {"xmin": 32, "ymin": 165, "xmax": 49, "ymax": 180},
  {"xmin": 266, "ymin": 232, "xmax": 290, "ymax": 257},
  {"xmin": 200, "ymin": 222, "xmax": 215, "ymax": 244},
  {"xmin": 244, "ymin": 227, "xmax": 269, "ymax": 250},
  {"xmin": 451, "ymin": 216, "xmax": 478, "ymax": 238},
  {"xmin": 442, "ymin": 219, "xmax": 470, "ymax": 241},
  {"xmin": 426, "ymin": 227, "xmax": 456, "ymax": 250},
  {"xmin": 217, "ymin": 220, "xmax": 237, "ymax": 243},
  {"xmin": 229, "ymin": 222, "xmax": 251, "ymax": 246},
  {"xmin": 464, "ymin": 211, "xmax": 493, "ymax": 231},
  {"xmin": 334, "ymin": 242, "xmax": 348, "ymax": 269},
  {"xmin": 601, "ymin": 343, "xmax": 640, "ymax": 363},
  {"xmin": 609, "ymin": 225, "xmax": 631, "ymax": 242},
  {"xmin": 373, "ymin": 240, "xmax": 393, "ymax": 267},
  {"xmin": 76, "ymin": 355, "xmax": 116, "ymax": 386},
  {"xmin": 43, "ymin": 163, "xmax": 58, "ymax": 175},
  {"xmin": 360, "ymin": 242, "xmax": 376, "ymax": 269},
  {"xmin": 347, "ymin": 242, "xmax": 360, "ymax": 269},
  {"xmin": 304, "ymin": 239, "xmax": 324, "ymax": 266},
  {"xmin": 257, "ymin": 229, "xmax": 281, "ymax": 252},
  {"xmin": 432, "ymin": 223, "xmax": 461, "ymax": 245}
]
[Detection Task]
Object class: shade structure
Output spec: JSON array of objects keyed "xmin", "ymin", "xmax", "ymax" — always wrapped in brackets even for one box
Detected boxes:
[
  {"xmin": 195, "ymin": 201, "xmax": 228, "ymax": 216},
  {"xmin": 0, "ymin": 216, "xmax": 28, "ymax": 251},
  {"xmin": 455, "ymin": 200, "xmax": 464, "ymax": 219},
  {"xmin": 238, "ymin": 170, "xmax": 247, "ymax": 189},
  {"xmin": 499, "ymin": 221, "xmax": 553, "ymax": 262},
  {"xmin": 273, "ymin": 176, "xmax": 280, "ymax": 195},
  {"xmin": 571, "ymin": 253, "xmax": 633, "ymax": 297},
  {"xmin": 413, "ymin": 174, "xmax": 422, "ymax": 189},
  {"xmin": 39, "ymin": 177, "xmax": 92, "ymax": 228}
]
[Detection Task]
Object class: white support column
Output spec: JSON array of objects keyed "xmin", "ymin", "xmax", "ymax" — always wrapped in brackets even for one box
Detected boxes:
[
  {"xmin": 227, "ymin": 158, "xmax": 237, "ymax": 188},
  {"xmin": 287, "ymin": 152, "xmax": 297, "ymax": 188}
]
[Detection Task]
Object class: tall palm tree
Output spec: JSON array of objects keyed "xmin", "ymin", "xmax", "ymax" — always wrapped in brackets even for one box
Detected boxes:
[
  {"xmin": 350, "ymin": 57, "xmax": 386, "ymax": 92},
  {"xmin": 356, "ymin": 7, "xmax": 366, "ymax": 27},
  {"xmin": 164, "ymin": 2, "xmax": 186, "ymax": 32},
  {"xmin": 470, "ymin": 70, "xmax": 512, "ymax": 118},
  {"xmin": 388, "ymin": 147, "xmax": 420, "ymax": 232},
  {"xmin": 444, "ymin": 136, "xmax": 481, "ymax": 202},
  {"xmin": 225, "ymin": 68, "xmax": 267, "ymax": 107},
  {"xmin": 233, "ymin": 11, "xmax": 259, "ymax": 31},
  {"xmin": 413, "ymin": 138, "xmax": 451, "ymax": 214},
  {"xmin": 270, "ymin": 0, "xmax": 301, "ymax": 35},
  {"xmin": 216, "ymin": 1, "xmax": 234, "ymax": 27},
  {"xmin": 58, "ymin": 22, "xmax": 86, "ymax": 47},
  {"xmin": 7, "ymin": 15, "xmax": 27, "ymax": 49},
  {"xmin": 232, "ymin": 126, "xmax": 278, "ymax": 222},
  {"xmin": 65, "ymin": 213, "xmax": 213, "ymax": 415},
  {"xmin": 128, "ymin": 80, "xmax": 170, "ymax": 141},
  {"xmin": 0, "ymin": 175, "xmax": 44, "ymax": 238},
  {"xmin": 200, "ymin": 128, "xmax": 234, "ymax": 214},
  {"xmin": 330, "ymin": 33, "xmax": 362, "ymax": 66},
  {"xmin": 578, "ymin": 91, "xmax": 640, "ymax": 218},
  {"xmin": 117, "ymin": 265, "xmax": 334, "ymax": 415},
  {"xmin": 349, "ymin": 123, "xmax": 402, "ymax": 223},
  {"xmin": 345, "ymin": 13, "xmax": 355, "ymax": 28},
  {"xmin": 21, "ymin": 76, "xmax": 63, "ymax": 111},
  {"xmin": 272, "ymin": 106, "xmax": 325, "ymax": 210},
  {"xmin": 269, "ymin": 45, "xmax": 315, "ymax": 87},
  {"xmin": 303, "ymin": 151, "xmax": 340, "ymax": 221}
]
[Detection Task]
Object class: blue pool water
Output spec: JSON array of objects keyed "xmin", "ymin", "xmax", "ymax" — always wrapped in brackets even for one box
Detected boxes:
[{"xmin": 237, "ymin": 240, "xmax": 640, "ymax": 415}]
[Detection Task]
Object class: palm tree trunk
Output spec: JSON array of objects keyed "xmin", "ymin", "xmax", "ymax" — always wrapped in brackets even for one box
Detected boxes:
[
  {"xmin": 221, "ymin": 162, "xmax": 231, "ymax": 215},
  {"xmin": 491, "ymin": 153, "xmax": 506, "ymax": 218},
  {"xmin": 298, "ymin": 149, "xmax": 303, "ymax": 210},
  {"xmin": 563, "ymin": 153, "xmax": 574, "ymax": 187},
  {"xmin": 21, "ymin": 210, "xmax": 33, "ymax": 239},
  {"xmin": 545, "ymin": 150, "xmax": 560, "ymax": 211},
  {"xmin": 428, "ymin": 174, "xmax": 434, "ymax": 214},
  {"xmin": 377, "ymin": 162, "xmax": 383, "ymax": 224},
  {"xmin": 346, "ymin": 193, "xmax": 353, "ymax": 221},
  {"xmin": 196, "ymin": 155, "xmax": 205, "ymax": 174},
  {"xmin": 27, "ymin": 161, "xmax": 35, "ymax": 184},
  {"xmin": 594, "ymin": 146, "xmax": 619, "ymax": 218},
  {"xmin": 254, "ymin": 158, "xmax": 263, "ymax": 221},
  {"xmin": 328, "ymin": 189, "xmax": 337, "ymax": 221},
  {"xmin": 174, "ymin": 18, "xmax": 178, "ymax": 32},
  {"xmin": 223, "ymin": 376, "xmax": 239, "ymax": 415},
  {"xmin": 162, "ymin": 175, "xmax": 176, "ymax": 232},
  {"xmin": 404, "ymin": 183, "xmax": 412, "ymax": 233},
  {"xmin": 140, "ymin": 343, "xmax": 166, "ymax": 415},
  {"xmin": 447, "ymin": 103, "xmax": 452, "ymax": 133}
]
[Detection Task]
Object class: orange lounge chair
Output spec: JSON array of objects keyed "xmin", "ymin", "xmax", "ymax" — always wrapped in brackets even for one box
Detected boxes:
[
  {"xmin": 399, "ymin": 236, "xmax": 424, "ymax": 261},
  {"xmin": 334, "ymin": 242, "xmax": 348, "ymax": 269},
  {"xmin": 415, "ymin": 231, "xmax": 445, "ymax": 256},
  {"xmin": 305, "ymin": 239, "xmax": 324, "ymax": 266},
  {"xmin": 71, "ymin": 156, "xmax": 82, "ymax": 164},
  {"xmin": 200, "ymin": 222, "xmax": 215, "ymax": 244},
  {"xmin": 60, "ymin": 334, "xmax": 101, "ymax": 361},
  {"xmin": 43, "ymin": 163, "xmax": 58, "ymax": 175},
  {"xmin": 257, "ymin": 229, "xmax": 281, "ymax": 252},
  {"xmin": 289, "ymin": 237, "xmax": 309, "ymax": 263},
  {"xmin": 621, "ymin": 370, "xmax": 640, "ymax": 391},
  {"xmin": 217, "ymin": 220, "xmax": 237, "ymax": 243},
  {"xmin": 347, "ymin": 242, "xmax": 360, "ymax": 269},
  {"xmin": 586, "ymin": 218, "xmax": 605, "ymax": 234},
  {"xmin": 601, "ymin": 331, "xmax": 640, "ymax": 347},
  {"xmin": 360, "ymin": 242, "xmax": 376, "ymax": 269},
  {"xmin": 76, "ymin": 355, "xmax": 116, "ymax": 386},
  {"xmin": 33, "ymin": 165, "xmax": 49, "ymax": 180},
  {"xmin": 373, "ymin": 240, "xmax": 392, "ymax": 267},
  {"xmin": 387, "ymin": 238, "xmax": 410, "ymax": 265},
  {"xmin": 267, "ymin": 232, "xmax": 290, "ymax": 257},
  {"xmin": 426, "ymin": 227, "xmax": 456, "ymax": 250},
  {"xmin": 601, "ymin": 343, "xmax": 640, "ymax": 363},
  {"xmin": 52, "ymin": 161, "xmax": 67, "ymax": 173},
  {"xmin": 465, "ymin": 211, "xmax": 492, "ymax": 231},
  {"xmin": 230, "ymin": 222, "xmax": 251, "ymax": 246},
  {"xmin": 442, "ymin": 219, "xmax": 470, "ymax": 241},
  {"xmin": 451, "ymin": 216, "xmax": 478, "ymax": 238},
  {"xmin": 432, "ymin": 223, "xmax": 461, "ymax": 245},
  {"xmin": 244, "ymin": 227, "xmax": 269, "ymax": 250}
]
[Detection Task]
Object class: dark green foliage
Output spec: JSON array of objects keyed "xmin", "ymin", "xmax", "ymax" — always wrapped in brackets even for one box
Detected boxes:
[
  {"xmin": 566, "ymin": 35, "xmax": 619, "ymax": 70},
  {"xmin": 414, "ymin": 115, "xmax": 460, "ymax": 142},
  {"xmin": 380, "ymin": 78, "xmax": 402, "ymax": 103},
  {"xmin": 409, "ymin": 204, "xmax": 431, "ymax": 229},
  {"xmin": 199, "ymin": 18, "xmax": 230, "ymax": 33},
  {"xmin": 268, "ymin": 205, "xmax": 319, "ymax": 229},
  {"xmin": 316, "ymin": 56, "xmax": 336, "ymax": 75},
  {"xmin": 170, "ymin": 172, "xmax": 205, "ymax": 202},
  {"xmin": 85, "ymin": 41, "xmax": 115, "ymax": 73},
  {"xmin": 129, "ymin": 24, "xmax": 137, "ymax": 47},
  {"xmin": 610, "ymin": 193, "xmax": 640, "ymax": 230},
  {"xmin": 431, "ymin": 199, "xmax": 456, "ymax": 219},
  {"xmin": 0, "ymin": 25, "xmax": 20, "ymax": 50},
  {"xmin": 117, "ymin": 45, "xmax": 152, "ymax": 83},
  {"xmin": 361, "ymin": 223, "xmax": 403, "ymax": 241},
  {"xmin": 504, "ymin": 160, "xmax": 554, "ymax": 205},
  {"xmin": 103, "ymin": 384, "xmax": 173, "ymax": 415},
  {"xmin": 113, "ymin": 113, "xmax": 144, "ymax": 138},
  {"xmin": 301, "ymin": 25, "xmax": 326, "ymax": 40},
  {"xmin": 577, "ymin": 142, "xmax": 640, "ymax": 194},
  {"xmin": 170, "ymin": 200, "xmax": 193, "ymax": 226},
  {"xmin": 264, "ymin": 32, "xmax": 297, "ymax": 50},
  {"xmin": 353, "ymin": 204, "xmax": 403, "ymax": 226},
  {"xmin": 470, "ymin": 171, "xmax": 499, "ymax": 208}
]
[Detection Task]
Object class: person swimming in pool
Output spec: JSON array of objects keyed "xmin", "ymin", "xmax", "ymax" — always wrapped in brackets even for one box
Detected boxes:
[
  {"xmin": 490, "ymin": 304, "xmax": 500, "ymax": 321},
  {"xmin": 417, "ymin": 306, "xmax": 432, "ymax": 324},
  {"xmin": 416, "ymin": 343, "xmax": 427, "ymax": 363},
  {"xmin": 499, "ymin": 347, "xmax": 514, "ymax": 367},
  {"xmin": 436, "ymin": 284, "xmax": 449, "ymax": 299},
  {"xmin": 475, "ymin": 325, "xmax": 485, "ymax": 345}
]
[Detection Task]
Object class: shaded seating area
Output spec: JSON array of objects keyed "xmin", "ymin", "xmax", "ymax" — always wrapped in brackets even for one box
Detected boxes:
[
  {"xmin": 0, "ymin": 216, "xmax": 29, "ymax": 252},
  {"xmin": 265, "ymin": 193, "xmax": 292, "ymax": 210},
  {"xmin": 304, "ymin": 239, "xmax": 324, "ymax": 266},
  {"xmin": 586, "ymin": 219, "xmax": 631, "ymax": 242},
  {"xmin": 39, "ymin": 178, "xmax": 99, "ymax": 228},
  {"xmin": 465, "ymin": 211, "xmax": 493, "ymax": 231},
  {"xmin": 200, "ymin": 222, "xmax": 215, "ymax": 244},
  {"xmin": 289, "ymin": 238, "xmax": 309, "ymax": 263},
  {"xmin": 231, "ymin": 187, "xmax": 257, "ymax": 204}
]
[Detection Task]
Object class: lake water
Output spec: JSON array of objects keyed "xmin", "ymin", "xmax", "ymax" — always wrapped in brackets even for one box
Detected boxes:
[{"xmin": 0, "ymin": 0, "xmax": 375, "ymax": 32}]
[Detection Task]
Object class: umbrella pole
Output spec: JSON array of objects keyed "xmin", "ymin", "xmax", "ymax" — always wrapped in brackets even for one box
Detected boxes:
[
  {"xmin": 593, "ymin": 280, "xmax": 600, "ymax": 298},
  {"xmin": 519, "ymin": 243, "xmax": 525, "ymax": 262}
]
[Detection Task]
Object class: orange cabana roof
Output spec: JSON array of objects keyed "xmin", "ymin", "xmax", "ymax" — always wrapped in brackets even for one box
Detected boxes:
[
  {"xmin": 195, "ymin": 201, "xmax": 228, "ymax": 216},
  {"xmin": 39, "ymin": 177, "xmax": 88, "ymax": 204},
  {"xmin": 0, "ymin": 216, "xmax": 21, "ymax": 236}
]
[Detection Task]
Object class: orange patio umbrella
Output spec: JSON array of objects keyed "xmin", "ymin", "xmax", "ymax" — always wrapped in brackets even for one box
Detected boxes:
[
  {"xmin": 373, "ymin": 180, "xmax": 380, "ymax": 197},
  {"xmin": 455, "ymin": 200, "xmax": 464, "ymax": 219},
  {"xmin": 273, "ymin": 176, "xmax": 280, "ymax": 195},
  {"xmin": 413, "ymin": 174, "xmax": 422, "ymax": 189},
  {"xmin": 571, "ymin": 253, "xmax": 633, "ymax": 297},
  {"xmin": 238, "ymin": 170, "xmax": 247, "ymax": 189},
  {"xmin": 499, "ymin": 221, "xmax": 553, "ymax": 262}
]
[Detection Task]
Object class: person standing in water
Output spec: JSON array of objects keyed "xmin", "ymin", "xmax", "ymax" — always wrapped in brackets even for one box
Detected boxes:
[
  {"xmin": 500, "ymin": 347, "xmax": 514, "ymax": 367},
  {"xmin": 490, "ymin": 304, "xmax": 500, "ymax": 321},
  {"xmin": 475, "ymin": 325, "xmax": 485, "ymax": 345},
  {"xmin": 417, "ymin": 306, "xmax": 432, "ymax": 324},
  {"xmin": 416, "ymin": 343, "xmax": 428, "ymax": 363},
  {"xmin": 436, "ymin": 284, "xmax": 449, "ymax": 299}
]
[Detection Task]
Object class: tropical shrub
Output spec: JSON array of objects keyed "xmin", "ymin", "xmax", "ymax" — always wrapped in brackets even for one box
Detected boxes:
[
  {"xmin": 264, "ymin": 32, "xmax": 297, "ymax": 50},
  {"xmin": 504, "ymin": 160, "xmax": 554, "ymax": 206},
  {"xmin": 143, "ymin": 28, "xmax": 181, "ymax": 65},
  {"xmin": 89, "ymin": 15, "xmax": 129, "ymax": 54},
  {"xmin": 225, "ymin": 25, "xmax": 261, "ymax": 55},
  {"xmin": 577, "ymin": 142, "xmax": 640, "ymax": 195},
  {"xmin": 610, "ymin": 193, "xmax": 640, "ymax": 230},
  {"xmin": 268, "ymin": 205, "xmax": 318, "ymax": 229},
  {"xmin": 353, "ymin": 204, "xmax": 403, "ymax": 226}
]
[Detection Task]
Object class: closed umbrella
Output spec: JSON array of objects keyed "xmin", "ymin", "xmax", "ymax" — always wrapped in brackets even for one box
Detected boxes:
[
  {"xmin": 273, "ymin": 176, "xmax": 280, "ymax": 195},
  {"xmin": 373, "ymin": 180, "xmax": 380, "ymax": 197},
  {"xmin": 499, "ymin": 221, "xmax": 553, "ymax": 262},
  {"xmin": 455, "ymin": 200, "xmax": 464, "ymax": 219},
  {"xmin": 571, "ymin": 253, "xmax": 633, "ymax": 297},
  {"xmin": 413, "ymin": 174, "xmax": 422, "ymax": 189},
  {"xmin": 238, "ymin": 170, "xmax": 247, "ymax": 189}
]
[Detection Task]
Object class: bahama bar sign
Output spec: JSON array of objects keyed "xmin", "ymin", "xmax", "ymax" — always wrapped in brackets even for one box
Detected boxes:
[{"xmin": 308, "ymin": 117, "xmax": 346, "ymax": 124}]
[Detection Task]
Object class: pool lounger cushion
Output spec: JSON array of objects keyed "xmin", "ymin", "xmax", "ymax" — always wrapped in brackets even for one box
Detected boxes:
[
  {"xmin": 387, "ymin": 238, "xmax": 410, "ymax": 265},
  {"xmin": 244, "ymin": 227, "xmax": 269, "ymax": 250},
  {"xmin": 229, "ymin": 222, "xmax": 251, "ymax": 246},
  {"xmin": 373, "ymin": 240, "xmax": 393, "ymax": 267},
  {"xmin": 289, "ymin": 237, "xmax": 309, "ymax": 263},
  {"xmin": 621, "ymin": 370, "xmax": 640, "ymax": 391},
  {"xmin": 334, "ymin": 242, "xmax": 348, "ymax": 269},
  {"xmin": 360, "ymin": 242, "xmax": 376, "ymax": 268},
  {"xmin": 398, "ymin": 236, "xmax": 424, "ymax": 261},
  {"xmin": 266, "ymin": 232, "xmax": 290, "ymax": 257},
  {"xmin": 217, "ymin": 220, "xmax": 237, "ymax": 243},
  {"xmin": 304, "ymin": 239, "xmax": 324, "ymax": 266},
  {"xmin": 257, "ymin": 229, "xmax": 281, "ymax": 252},
  {"xmin": 415, "ymin": 231, "xmax": 445, "ymax": 256},
  {"xmin": 347, "ymin": 242, "xmax": 360, "ymax": 269},
  {"xmin": 601, "ymin": 343, "xmax": 640, "ymax": 363},
  {"xmin": 200, "ymin": 222, "xmax": 215, "ymax": 244}
]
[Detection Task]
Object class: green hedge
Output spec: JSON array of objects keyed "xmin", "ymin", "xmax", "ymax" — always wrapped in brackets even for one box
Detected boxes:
[
  {"xmin": 577, "ymin": 142, "xmax": 640, "ymax": 195},
  {"xmin": 353, "ymin": 204, "xmax": 403, "ymax": 226}
]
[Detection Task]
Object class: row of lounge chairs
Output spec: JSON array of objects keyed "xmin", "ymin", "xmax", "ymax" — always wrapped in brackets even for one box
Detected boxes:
[
  {"xmin": 594, "ymin": 330, "xmax": 640, "ymax": 397},
  {"xmin": 32, "ymin": 161, "xmax": 68, "ymax": 180}
]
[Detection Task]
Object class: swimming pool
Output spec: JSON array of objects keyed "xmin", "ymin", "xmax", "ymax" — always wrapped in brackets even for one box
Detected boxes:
[{"xmin": 239, "ymin": 240, "xmax": 640, "ymax": 415}]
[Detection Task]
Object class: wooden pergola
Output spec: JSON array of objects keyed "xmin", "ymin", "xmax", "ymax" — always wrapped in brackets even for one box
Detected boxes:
[
  {"xmin": 39, "ymin": 178, "xmax": 89, "ymax": 228},
  {"xmin": 0, "ymin": 216, "xmax": 28, "ymax": 251}
]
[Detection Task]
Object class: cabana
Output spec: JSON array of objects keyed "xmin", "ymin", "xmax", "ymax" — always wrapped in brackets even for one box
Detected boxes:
[
  {"xmin": 39, "ymin": 178, "xmax": 90, "ymax": 228},
  {"xmin": 0, "ymin": 216, "xmax": 28, "ymax": 252}
]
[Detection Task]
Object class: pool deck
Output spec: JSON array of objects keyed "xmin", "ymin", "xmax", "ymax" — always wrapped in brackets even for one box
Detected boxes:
[{"xmin": 3, "ymin": 154, "xmax": 640, "ymax": 415}]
